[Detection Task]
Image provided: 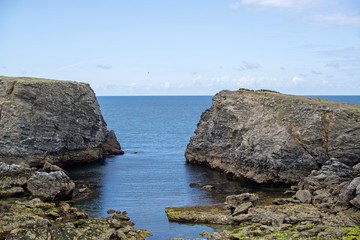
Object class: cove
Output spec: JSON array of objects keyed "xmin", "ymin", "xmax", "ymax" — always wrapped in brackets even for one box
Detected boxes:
[{"xmin": 67, "ymin": 96, "xmax": 287, "ymax": 239}]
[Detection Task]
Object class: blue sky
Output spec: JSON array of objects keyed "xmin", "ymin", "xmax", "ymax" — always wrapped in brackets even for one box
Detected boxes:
[{"xmin": 0, "ymin": 0, "xmax": 359, "ymax": 95}]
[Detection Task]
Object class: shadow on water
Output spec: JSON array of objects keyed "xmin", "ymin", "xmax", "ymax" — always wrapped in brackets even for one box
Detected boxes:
[{"xmin": 184, "ymin": 163, "xmax": 288, "ymax": 206}]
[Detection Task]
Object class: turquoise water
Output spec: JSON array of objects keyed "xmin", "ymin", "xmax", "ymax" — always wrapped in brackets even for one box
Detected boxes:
[{"xmin": 68, "ymin": 95, "xmax": 360, "ymax": 240}]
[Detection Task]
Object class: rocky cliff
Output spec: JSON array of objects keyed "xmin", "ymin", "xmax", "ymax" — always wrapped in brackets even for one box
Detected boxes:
[
  {"xmin": 0, "ymin": 76, "xmax": 123, "ymax": 167},
  {"xmin": 185, "ymin": 89, "xmax": 360, "ymax": 186}
]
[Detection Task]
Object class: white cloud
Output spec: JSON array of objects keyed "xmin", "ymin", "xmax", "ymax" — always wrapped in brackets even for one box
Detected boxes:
[
  {"xmin": 193, "ymin": 75, "xmax": 202, "ymax": 82},
  {"xmin": 230, "ymin": 2, "xmax": 242, "ymax": 9},
  {"xmin": 163, "ymin": 81, "xmax": 170, "ymax": 89},
  {"xmin": 313, "ymin": 13, "xmax": 360, "ymax": 28},
  {"xmin": 96, "ymin": 64, "xmax": 111, "ymax": 70},
  {"xmin": 311, "ymin": 68, "xmax": 322, "ymax": 74},
  {"xmin": 322, "ymin": 80, "xmax": 329, "ymax": 85},
  {"xmin": 243, "ymin": 61, "xmax": 262, "ymax": 69},
  {"xmin": 320, "ymin": 47, "xmax": 360, "ymax": 58},
  {"xmin": 292, "ymin": 76, "xmax": 305, "ymax": 84},
  {"xmin": 230, "ymin": 0, "xmax": 317, "ymax": 9},
  {"xmin": 234, "ymin": 61, "xmax": 262, "ymax": 71},
  {"xmin": 129, "ymin": 82, "xmax": 137, "ymax": 88},
  {"xmin": 325, "ymin": 63, "xmax": 339, "ymax": 69},
  {"xmin": 209, "ymin": 75, "xmax": 280, "ymax": 90}
]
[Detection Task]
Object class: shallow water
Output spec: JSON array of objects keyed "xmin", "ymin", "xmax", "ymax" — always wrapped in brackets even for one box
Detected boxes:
[{"xmin": 68, "ymin": 95, "xmax": 360, "ymax": 240}]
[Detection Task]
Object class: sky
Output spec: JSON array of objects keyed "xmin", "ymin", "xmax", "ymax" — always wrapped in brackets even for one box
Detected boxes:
[{"xmin": 0, "ymin": 0, "xmax": 359, "ymax": 96}]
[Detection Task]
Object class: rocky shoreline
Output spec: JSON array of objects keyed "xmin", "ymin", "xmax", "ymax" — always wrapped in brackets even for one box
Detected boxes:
[
  {"xmin": 0, "ymin": 76, "xmax": 153, "ymax": 239},
  {"xmin": 172, "ymin": 89, "xmax": 360, "ymax": 239},
  {"xmin": 0, "ymin": 161, "xmax": 152, "ymax": 239},
  {"xmin": 166, "ymin": 190, "xmax": 360, "ymax": 239}
]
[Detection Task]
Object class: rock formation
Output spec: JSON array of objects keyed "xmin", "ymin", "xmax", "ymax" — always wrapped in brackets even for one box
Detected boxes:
[
  {"xmin": 185, "ymin": 89, "xmax": 360, "ymax": 186},
  {"xmin": 0, "ymin": 76, "xmax": 124, "ymax": 167},
  {"xmin": 0, "ymin": 161, "xmax": 75, "ymax": 200}
]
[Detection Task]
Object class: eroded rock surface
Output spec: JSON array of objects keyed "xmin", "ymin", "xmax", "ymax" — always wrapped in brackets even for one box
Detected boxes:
[
  {"xmin": 27, "ymin": 171, "xmax": 75, "ymax": 201},
  {"xmin": 0, "ymin": 76, "xmax": 124, "ymax": 167},
  {"xmin": 185, "ymin": 89, "xmax": 360, "ymax": 185},
  {"xmin": 0, "ymin": 198, "xmax": 152, "ymax": 240},
  {"xmin": 0, "ymin": 161, "xmax": 75, "ymax": 200}
]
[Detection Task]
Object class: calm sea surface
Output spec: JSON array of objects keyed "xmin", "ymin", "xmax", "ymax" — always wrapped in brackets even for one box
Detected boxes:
[{"xmin": 68, "ymin": 95, "xmax": 360, "ymax": 240}]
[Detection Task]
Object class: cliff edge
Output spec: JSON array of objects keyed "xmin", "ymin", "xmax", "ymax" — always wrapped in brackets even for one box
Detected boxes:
[
  {"xmin": 0, "ymin": 76, "xmax": 124, "ymax": 167},
  {"xmin": 185, "ymin": 89, "xmax": 360, "ymax": 186}
]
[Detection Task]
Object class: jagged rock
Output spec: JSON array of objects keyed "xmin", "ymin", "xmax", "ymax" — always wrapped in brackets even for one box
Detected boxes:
[
  {"xmin": 295, "ymin": 190, "xmax": 312, "ymax": 203},
  {"xmin": 350, "ymin": 195, "xmax": 360, "ymax": 208},
  {"xmin": 42, "ymin": 162, "xmax": 63, "ymax": 172},
  {"xmin": 296, "ymin": 224, "xmax": 314, "ymax": 232},
  {"xmin": 27, "ymin": 171, "xmax": 75, "ymax": 200},
  {"xmin": 185, "ymin": 89, "xmax": 360, "ymax": 185},
  {"xmin": 189, "ymin": 182, "xmax": 201, "ymax": 188},
  {"xmin": 346, "ymin": 177, "xmax": 360, "ymax": 197},
  {"xmin": 202, "ymin": 185, "xmax": 215, "ymax": 190},
  {"xmin": 225, "ymin": 193, "xmax": 259, "ymax": 209},
  {"xmin": 318, "ymin": 229, "xmax": 349, "ymax": 238},
  {"xmin": 0, "ymin": 76, "xmax": 123, "ymax": 167},
  {"xmin": 1, "ymin": 198, "xmax": 151, "ymax": 240},
  {"xmin": 232, "ymin": 202, "xmax": 253, "ymax": 216},
  {"xmin": 0, "ymin": 162, "xmax": 34, "ymax": 188},
  {"xmin": 0, "ymin": 186, "xmax": 24, "ymax": 198}
]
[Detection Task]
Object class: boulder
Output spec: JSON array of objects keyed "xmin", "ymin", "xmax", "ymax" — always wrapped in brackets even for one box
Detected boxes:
[
  {"xmin": 0, "ymin": 162, "xmax": 34, "ymax": 188},
  {"xmin": 225, "ymin": 193, "xmax": 259, "ymax": 215},
  {"xmin": 27, "ymin": 171, "xmax": 75, "ymax": 200},
  {"xmin": 0, "ymin": 76, "xmax": 123, "ymax": 167},
  {"xmin": 232, "ymin": 202, "xmax": 253, "ymax": 216},
  {"xmin": 295, "ymin": 190, "xmax": 312, "ymax": 203}
]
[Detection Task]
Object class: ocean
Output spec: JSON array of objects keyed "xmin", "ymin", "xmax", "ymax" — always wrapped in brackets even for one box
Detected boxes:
[{"xmin": 68, "ymin": 95, "xmax": 360, "ymax": 240}]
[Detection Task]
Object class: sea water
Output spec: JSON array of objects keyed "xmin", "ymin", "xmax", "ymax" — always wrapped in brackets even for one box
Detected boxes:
[{"xmin": 68, "ymin": 95, "xmax": 360, "ymax": 240}]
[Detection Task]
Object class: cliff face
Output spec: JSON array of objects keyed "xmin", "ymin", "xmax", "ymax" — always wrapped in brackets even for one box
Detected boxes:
[
  {"xmin": 185, "ymin": 89, "xmax": 360, "ymax": 186},
  {"xmin": 0, "ymin": 76, "xmax": 123, "ymax": 167}
]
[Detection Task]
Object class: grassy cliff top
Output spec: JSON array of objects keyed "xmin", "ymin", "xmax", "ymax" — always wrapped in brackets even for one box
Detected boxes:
[
  {"xmin": 235, "ymin": 88, "xmax": 360, "ymax": 110},
  {"xmin": 0, "ymin": 75, "xmax": 84, "ymax": 85}
]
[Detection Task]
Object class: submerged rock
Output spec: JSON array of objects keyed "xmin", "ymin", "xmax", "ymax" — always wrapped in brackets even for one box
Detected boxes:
[
  {"xmin": 185, "ymin": 89, "xmax": 360, "ymax": 185},
  {"xmin": 0, "ymin": 76, "xmax": 124, "ymax": 167}
]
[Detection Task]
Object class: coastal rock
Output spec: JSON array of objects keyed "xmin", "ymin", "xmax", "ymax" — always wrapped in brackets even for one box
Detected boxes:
[
  {"xmin": 185, "ymin": 89, "xmax": 360, "ymax": 185},
  {"xmin": 0, "ymin": 198, "xmax": 152, "ymax": 239},
  {"xmin": 225, "ymin": 193, "xmax": 259, "ymax": 209},
  {"xmin": 202, "ymin": 185, "xmax": 215, "ymax": 190},
  {"xmin": 295, "ymin": 190, "xmax": 312, "ymax": 203},
  {"xmin": 27, "ymin": 171, "xmax": 75, "ymax": 200},
  {"xmin": 0, "ymin": 162, "xmax": 34, "ymax": 188},
  {"xmin": 232, "ymin": 202, "xmax": 253, "ymax": 216},
  {"xmin": 0, "ymin": 76, "xmax": 124, "ymax": 167}
]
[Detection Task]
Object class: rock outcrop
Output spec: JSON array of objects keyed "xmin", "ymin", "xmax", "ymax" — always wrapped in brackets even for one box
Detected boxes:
[
  {"xmin": 0, "ymin": 76, "xmax": 124, "ymax": 167},
  {"xmin": 0, "ymin": 198, "xmax": 152, "ymax": 239},
  {"xmin": 0, "ymin": 161, "xmax": 75, "ymax": 200},
  {"xmin": 185, "ymin": 89, "xmax": 360, "ymax": 186}
]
